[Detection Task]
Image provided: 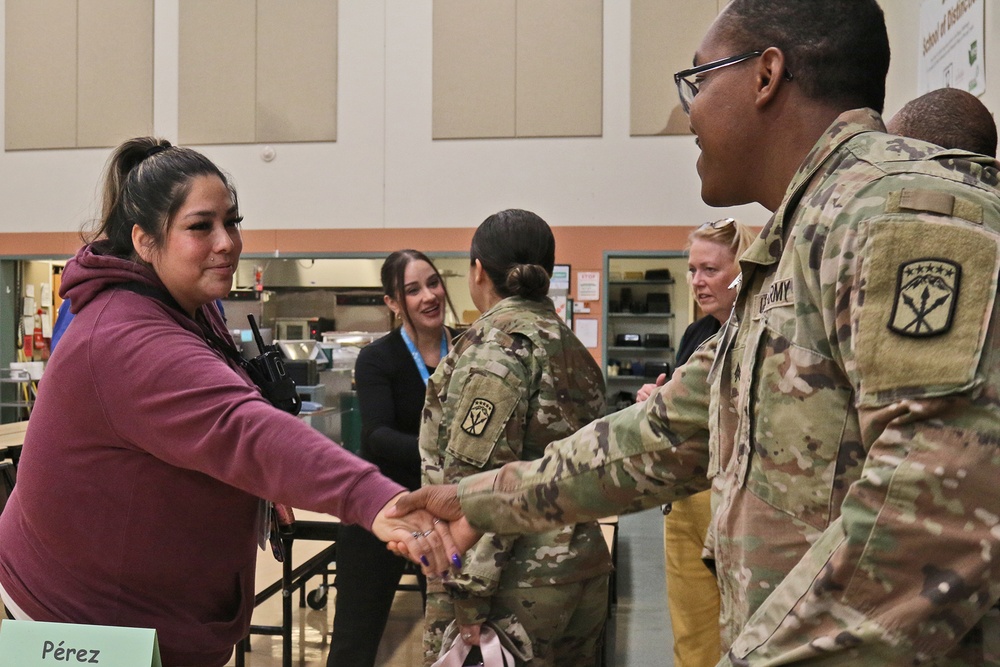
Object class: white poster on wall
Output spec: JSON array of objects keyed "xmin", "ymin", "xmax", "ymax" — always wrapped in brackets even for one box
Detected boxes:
[
  {"xmin": 919, "ymin": 0, "xmax": 985, "ymax": 96},
  {"xmin": 577, "ymin": 271, "xmax": 601, "ymax": 302},
  {"xmin": 574, "ymin": 318, "xmax": 598, "ymax": 349}
]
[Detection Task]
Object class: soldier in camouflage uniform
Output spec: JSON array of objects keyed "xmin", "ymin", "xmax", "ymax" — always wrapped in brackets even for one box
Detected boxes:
[
  {"xmin": 394, "ymin": 1, "xmax": 1000, "ymax": 664},
  {"xmin": 420, "ymin": 209, "xmax": 611, "ymax": 666}
]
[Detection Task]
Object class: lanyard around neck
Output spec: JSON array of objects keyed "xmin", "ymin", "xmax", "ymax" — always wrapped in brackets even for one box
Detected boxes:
[{"xmin": 399, "ymin": 327, "xmax": 448, "ymax": 385}]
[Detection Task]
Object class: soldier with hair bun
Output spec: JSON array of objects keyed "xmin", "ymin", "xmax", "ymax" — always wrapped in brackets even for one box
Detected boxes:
[{"xmin": 420, "ymin": 209, "xmax": 612, "ymax": 666}]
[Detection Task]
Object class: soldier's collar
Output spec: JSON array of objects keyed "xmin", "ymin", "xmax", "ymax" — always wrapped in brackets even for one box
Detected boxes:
[{"xmin": 742, "ymin": 108, "xmax": 884, "ymax": 269}]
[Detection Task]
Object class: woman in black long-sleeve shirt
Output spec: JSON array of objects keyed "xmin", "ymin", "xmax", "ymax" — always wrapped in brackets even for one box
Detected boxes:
[{"xmin": 328, "ymin": 250, "xmax": 456, "ymax": 667}]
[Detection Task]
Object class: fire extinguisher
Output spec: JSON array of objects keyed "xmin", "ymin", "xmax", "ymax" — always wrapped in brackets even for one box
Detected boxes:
[
  {"xmin": 33, "ymin": 308, "xmax": 49, "ymax": 360},
  {"xmin": 21, "ymin": 316, "xmax": 32, "ymax": 359}
]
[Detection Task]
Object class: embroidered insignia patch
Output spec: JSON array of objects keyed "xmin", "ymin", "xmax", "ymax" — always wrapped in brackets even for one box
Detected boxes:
[
  {"xmin": 889, "ymin": 258, "xmax": 961, "ymax": 338},
  {"xmin": 461, "ymin": 398, "xmax": 495, "ymax": 436}
]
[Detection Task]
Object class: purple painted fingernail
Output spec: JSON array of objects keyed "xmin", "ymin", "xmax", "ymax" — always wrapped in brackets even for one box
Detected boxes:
[
  {"xmin": 420, "ymin": 555, "xmax": 430, "ymax": 566},
  {"xmin": 451, "ymin": 554, "xmax": 463, "ymax": 568}
]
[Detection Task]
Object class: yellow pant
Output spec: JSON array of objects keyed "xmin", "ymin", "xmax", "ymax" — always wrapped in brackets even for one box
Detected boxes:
[{"xmin": 663, "ymin": 490, "xmax": 721, "ymax": 667}]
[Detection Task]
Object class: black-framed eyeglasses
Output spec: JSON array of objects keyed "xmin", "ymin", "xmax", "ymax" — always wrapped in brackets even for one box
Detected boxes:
[{"xmin": 674, "ymin": 51, "xmax": 763, "ymax": 114}]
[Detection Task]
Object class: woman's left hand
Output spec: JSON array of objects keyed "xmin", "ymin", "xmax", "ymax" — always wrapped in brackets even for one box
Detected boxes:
[
  {"xmin": 459, "ymin": 623, "xmax": 482, "ymax": 646},
  {"xmin": 635, "ymin": 373, "xmax": 667, "ymax": 402},
  {"xmin": 371, "ymin": 492, "xmax": 461, "ymax": 577}
]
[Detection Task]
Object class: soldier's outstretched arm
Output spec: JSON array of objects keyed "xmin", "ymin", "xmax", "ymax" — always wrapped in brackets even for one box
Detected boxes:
[{"xmin": 455, "ymin": 342, "xmax": 716, "ymax": 534}]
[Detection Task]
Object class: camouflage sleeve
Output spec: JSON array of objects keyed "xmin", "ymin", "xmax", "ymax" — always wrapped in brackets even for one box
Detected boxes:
[
  {"xmin": 729, "ymin": 203, "xmax": 1000, "ymax": 663},
  {"xmin": 457, "ymin": 341, "xmax": 714, "ymax": 533},
  {"xmin": 441, "ymin": 334, "xmax": 537, "ymax": 621}
]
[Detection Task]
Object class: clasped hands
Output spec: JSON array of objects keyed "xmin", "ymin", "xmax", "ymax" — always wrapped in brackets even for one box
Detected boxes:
[{"xmin": 371, "ymin": 486, "xmax": 481, "ymax": 579}]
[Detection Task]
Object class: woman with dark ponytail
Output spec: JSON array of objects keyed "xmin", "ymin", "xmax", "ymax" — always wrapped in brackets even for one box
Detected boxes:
[
  {"xmin": 420, "ymin": 209, "xmax": 612, "ymax": 665},
  {"xmin": 328, "ymin": 249, "xmax": 458, "ymax": 667},
  {"xmin": 0, "ymin": 137, "xmax": 457, "ymax": 667}
]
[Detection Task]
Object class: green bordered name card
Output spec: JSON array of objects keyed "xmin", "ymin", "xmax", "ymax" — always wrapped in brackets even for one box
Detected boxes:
[{"xmin": 0, "ymin": 619, "xmax": 161, "ymax": 667}]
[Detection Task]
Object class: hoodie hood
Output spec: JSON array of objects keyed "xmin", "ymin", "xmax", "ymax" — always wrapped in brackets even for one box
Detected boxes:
[
  {"xmin": 60, "ymin": 243, "xmax": 231, "ymax": 341},
  {"xmin": 60, "ymin": 243, "xmax": 162, "ymax": 314}
]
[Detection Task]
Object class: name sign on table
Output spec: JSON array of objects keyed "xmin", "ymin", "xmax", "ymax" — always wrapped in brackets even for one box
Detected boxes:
[{"xmin": 0, "ymin": 620, "xmax": 161, "ymax": 666}]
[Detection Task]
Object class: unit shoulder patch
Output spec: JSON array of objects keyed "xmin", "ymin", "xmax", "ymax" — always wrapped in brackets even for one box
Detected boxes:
[
  {"xmin": 461, "ymin": 398, "xmax": 495, "ymax": 436},
  {"xmin": 446, "ymin": 369, "xmax": 522, "ymax": 468},
  {"xmin": 855, "ymin": 217, "xmax": 998, "ymax": 403},
  {"xmin": 888, "ymin": 258, "xmax": 961, "ymax": 338}
]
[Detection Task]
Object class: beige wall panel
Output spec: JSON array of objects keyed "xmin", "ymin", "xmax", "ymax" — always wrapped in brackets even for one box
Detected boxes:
[
  {"xmin": 78, "ymin": 0, "xmax": 154, "ymax": 148},
  {"xmin": 630, "ymin": 0, "xmax": 719, "ymax": 136},
  {"xmin": 432, "ymin": 0, "xmax": 516, "ymax": 139},
  {"xmin": 516, "ymin": 0, "xmax": 603, "ymax": 137},
  {"xmin": 5, "ymin": 0, "xmax": 77, "ymax": 150},
  {"xmin": 178, "ymin": 0, "xmax": 256, "ymax": 144},
  {"xmin": 257, "ymin": 0, "xmax": 338, "ymax": 143}
]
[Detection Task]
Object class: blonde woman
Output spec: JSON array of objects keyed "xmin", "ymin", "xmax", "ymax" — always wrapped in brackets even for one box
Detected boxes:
[{"xmin": 637, "ymin": 217, "xmax": 754, "ymax": 667}]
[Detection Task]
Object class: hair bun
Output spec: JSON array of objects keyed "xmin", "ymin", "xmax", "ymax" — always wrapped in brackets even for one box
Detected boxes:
[{"xmin": 506, "ymin": 263, "xmax": 550, "ymax": 300}]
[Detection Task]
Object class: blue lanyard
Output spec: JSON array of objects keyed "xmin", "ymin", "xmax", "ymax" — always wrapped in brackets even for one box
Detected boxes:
[{"xmin": 400, "ymin": 327, "xmax": 449, "ymax": 385}]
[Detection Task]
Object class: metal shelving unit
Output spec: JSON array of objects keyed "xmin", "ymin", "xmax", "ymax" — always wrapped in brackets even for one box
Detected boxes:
[
  {"xmin": 602, "ymin": 252, "xmax": 689, "ymax": 412},
  {"xmin": 0, "ymin": 368, "xmax": 37, "ymax": 421}
]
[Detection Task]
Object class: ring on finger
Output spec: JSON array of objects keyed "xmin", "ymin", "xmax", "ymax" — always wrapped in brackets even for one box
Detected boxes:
[
  {"xmin": 432, "ymin": 517, "xmax": 443, "ymax": 525},
  {"xmin": 421, "ymin": 529, "xmax": 434, "ymax": 537},
  {"xmin": 411, "ymin": 531, "xmax": 422, "ymax": 539}
]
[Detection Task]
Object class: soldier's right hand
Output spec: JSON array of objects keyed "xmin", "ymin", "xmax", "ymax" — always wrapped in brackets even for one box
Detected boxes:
[
  {"xmin": 385, "ymin": 485, "xmax": 484, "ymax": 563},
  {"xmin": 388, "ymin": 483, "xmax": 463, "ymax": 521}
]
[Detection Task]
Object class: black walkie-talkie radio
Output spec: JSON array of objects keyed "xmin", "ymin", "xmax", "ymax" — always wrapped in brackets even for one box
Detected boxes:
[{"xmin": 244, "ymin": 314, "xmax": 302, "ymax": 416}]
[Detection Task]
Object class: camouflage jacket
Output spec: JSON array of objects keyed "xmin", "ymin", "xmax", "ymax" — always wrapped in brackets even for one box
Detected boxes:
[
  {"xmin": 420, "ymin": 296, "xmax": 612, "ymax": 626},
  {"xmin": 457, "ymin": 109, "xmax": 1000, "ymax": 664}
]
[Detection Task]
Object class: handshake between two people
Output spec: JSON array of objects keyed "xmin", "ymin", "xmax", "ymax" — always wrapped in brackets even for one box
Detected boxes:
[{"xmin": 370, "ymin": 485, "xmax": 481, "ymax": 577}]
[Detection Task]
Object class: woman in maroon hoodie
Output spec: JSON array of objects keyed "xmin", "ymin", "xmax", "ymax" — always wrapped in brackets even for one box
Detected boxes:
[{"xmin": 0, "ymin": 137, "xmax": 457, "ymax": 667}]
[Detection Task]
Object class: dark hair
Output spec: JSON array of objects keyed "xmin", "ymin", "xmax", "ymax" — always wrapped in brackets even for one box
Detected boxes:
[
  {"xmin": 86, "ymin": 137, "xmax": 237, "ymax": 260},
  {"xmin": 887, "ymin": 88, "xmax": 998, "ymax": 158},
  {"xmin": 717, "ymin": 0, "xmax": 890, "ymax": 113},
  {"xmin": 470, "ymin": 209, "xmax": 555, "ymax": 301},
  {"xmin": 380, "ymin": 249, "xmax": 456, "ymax": 337}
]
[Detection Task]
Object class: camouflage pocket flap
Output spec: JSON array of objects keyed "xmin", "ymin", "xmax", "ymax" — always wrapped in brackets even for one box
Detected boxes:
[{"xmin": 447, "ymin": 370, "xmax": 520, "ymax": 469}]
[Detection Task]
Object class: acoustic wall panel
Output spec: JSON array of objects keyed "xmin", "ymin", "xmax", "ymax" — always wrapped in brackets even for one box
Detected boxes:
[
  {"xmin": 5, "ymin": 0, "xmax": 78, "ymax": 150},
  {"xmin": 257, "ymin": 0, "xmax": 338, "ymax": 143},
  {"xmin": 78, "ymin": 0, "xmax": 154, "ymax": 148},
  {"xmin": 432, "ymin": 0, "xmax": 516, "ymax": 139},
  {"xmin": 630, "ymin": 0, "xmax": 721, "ymax": 136},
  {"xmin": 178, "ymin": 0, "xmax": 257, "ymax": 144},
  {"xmin": 516, "ymin": 0, "xmax": 603, "ymax": 137}
]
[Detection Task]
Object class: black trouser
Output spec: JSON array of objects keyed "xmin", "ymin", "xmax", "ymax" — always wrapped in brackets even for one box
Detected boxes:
[{"xmin": 327, "ymin": 524, "xmax": 426, "ymax": 667}]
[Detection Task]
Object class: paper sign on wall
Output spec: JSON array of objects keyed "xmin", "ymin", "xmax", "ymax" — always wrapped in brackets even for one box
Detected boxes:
[
  {"xmin": 919, "ymin": 0, "xmax": 985, "ymax": 95},
  {"xmin": 551, "ymin": 264, "xmax": 571, "ymax": 292},
  {"xmin": 552, "ymin": 295, "xmax": 569, "ymax": 324},
  {"xmin": 574, "ymin": 318, "xmax": 598, "ymax": 348},
  {"xmin": 577, "ymin": 271, "xmax": 600, "ymax": 302},
  {"xmin": 0, "ymin": 620, "xmax": 162, "ymax": 667}
]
